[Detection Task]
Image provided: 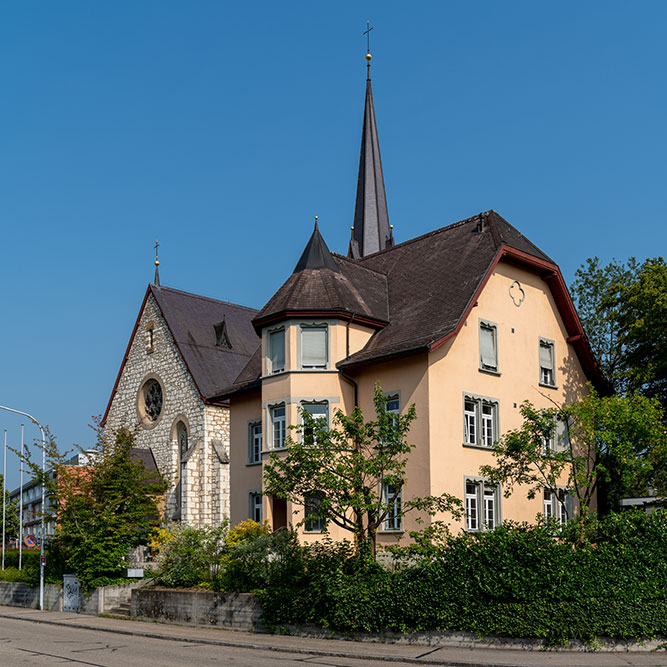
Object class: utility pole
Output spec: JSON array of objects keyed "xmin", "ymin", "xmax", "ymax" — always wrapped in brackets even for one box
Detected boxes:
[{"xmin": 0, "ymin": 406, "xmax": 46, "ymax": 610}]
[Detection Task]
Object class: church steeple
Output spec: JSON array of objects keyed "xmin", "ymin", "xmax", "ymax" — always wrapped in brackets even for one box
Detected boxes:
[
  {"xmin": 348, "ymin": 39, "xmax": 393, "ymax": 259},
  {"xmin": 294, "ymin": 217, "xmax": 340, "ymax": 273}
]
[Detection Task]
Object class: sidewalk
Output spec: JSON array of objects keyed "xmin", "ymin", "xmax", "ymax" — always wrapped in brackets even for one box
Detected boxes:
[{"xmin": 0, "ymin": 605, "xmax": 665, "ymax": 666}]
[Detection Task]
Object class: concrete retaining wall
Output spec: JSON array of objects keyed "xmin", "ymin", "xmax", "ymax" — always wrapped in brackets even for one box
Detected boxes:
[
  {"xmin": 131, "ymin": 587, "xmax": 264, "ymax": 632},
  {"xmin": 0, "ymin": 580, "xmax": 146, "ymax": 614},
  {"xmin": 0, "ymin": 581, "xmax": 62, "ymax": 610}
]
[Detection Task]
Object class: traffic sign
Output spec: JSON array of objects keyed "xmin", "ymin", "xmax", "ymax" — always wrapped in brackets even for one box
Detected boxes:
[{"xmin": 25, "ymin": 535, "xmax": 36, "ymax": 548}]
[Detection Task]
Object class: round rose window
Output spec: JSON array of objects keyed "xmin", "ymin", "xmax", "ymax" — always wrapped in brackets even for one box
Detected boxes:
[{"xmin": 142, "ymin": 379, "xmax": 163, "ymax": 422}]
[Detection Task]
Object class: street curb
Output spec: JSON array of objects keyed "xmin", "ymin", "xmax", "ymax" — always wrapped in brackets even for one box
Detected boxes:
[{"xmin": 0, "ymin": 611, "xmax": 538, "ymax": 667}]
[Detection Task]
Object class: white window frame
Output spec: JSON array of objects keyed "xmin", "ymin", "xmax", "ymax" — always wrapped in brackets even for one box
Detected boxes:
[
  {"xmin": 300, "ymin": 401, "xmax": 328, "ymax": 445},
  {"xmin": 249, "ymin": 491, "xmax": 262, "ymax": 523},
  {"xmin": 543, "ymin": 487, "xmax": 573, "ymax": 524},
  {"xmin": 267, "ymin": 327, "xmax": 286, "ymax": 374},
  {"xmin": 539, "ymin": 338, "xmax": 556, "ymax": 387},
  {"xmin": 304, "ymin": 492, "xmax": 325, "ymax": 533},
  {"xmin": 542, "ymin": 417, "xmax": 570, "ymax": 455},
  {"xmin": 381, "ymin": 482, "xmax": 403, "ymax": 532},
  {"xmin": 386, "ymin": 393, "xmax": 400, "ymax": 429},
  {"xmin": 479, "ymin": 319, "xmax": 498, "ymax": 373},
  {"xmin": 465, "ymin": 477, "xmax": 501, "ymax": 532},
  {"xmin": 270, "ymin": 404, "xmax": 287, "ymax": 450},
  {"xmin": 300, "ymin": 323, "xmax": 328, "ymax": 370},
  {"xmin": 248, "ymin": 420, "xmax": 262, "ymax": 464},
  {"xmin": 463, "ymin": 394, "xmax": 499, "ymax": 449}
]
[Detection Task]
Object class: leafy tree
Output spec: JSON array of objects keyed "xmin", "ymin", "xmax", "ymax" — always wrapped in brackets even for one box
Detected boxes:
[
  {"xmin": 571, "ymin": 257, "xmax": 638, "ymax": 393},
  {"xmin": 263, "ymin": 385, "xmax": 463, "ymax": 559},
  {"xmin": 613, "ymin": 257, "xmax": 667, "ymax": 409},
  {"xmin": 22, "ymin": 425, "xmax": 167, "ymax": 588},
  {"xmin": 0, "ymin": 474, "xmax": 20, "ymax": 542},
  {"xmin": 571, "ymin": 256, "xmax": 667, "ymax": 408},
  {"xmin": 480, "ymin": 389, "xmax": 667, "ymax": 517}
]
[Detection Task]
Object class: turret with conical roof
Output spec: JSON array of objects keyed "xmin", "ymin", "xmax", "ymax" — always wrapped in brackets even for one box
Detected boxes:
[{"xmin": 294, "ymin": 218, "xmax": 340, "ymax": 273}]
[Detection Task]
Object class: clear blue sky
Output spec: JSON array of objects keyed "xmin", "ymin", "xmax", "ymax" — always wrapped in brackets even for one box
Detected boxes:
[{"xmin": 1, "ymin": 1, "xmax": 666, "ymax": 488}]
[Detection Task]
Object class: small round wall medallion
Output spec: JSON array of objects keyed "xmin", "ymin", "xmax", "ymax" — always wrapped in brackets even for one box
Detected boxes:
[{"xmin": 509, "ymin": 280, "xmax": 525, "ymax": 307}]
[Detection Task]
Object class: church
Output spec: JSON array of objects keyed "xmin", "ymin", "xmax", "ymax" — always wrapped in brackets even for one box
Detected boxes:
[{"xmin": 102, "ymin": 52, "xmax": 605, "ymax": 539}]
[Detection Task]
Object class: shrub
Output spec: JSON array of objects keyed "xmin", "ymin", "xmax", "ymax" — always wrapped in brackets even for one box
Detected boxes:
[{"xmin": 258, "ymin": 510, "xmax": 667, "ymax": 643}]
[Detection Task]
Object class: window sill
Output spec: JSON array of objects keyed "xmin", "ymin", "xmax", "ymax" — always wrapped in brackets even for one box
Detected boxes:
[
  {"xmin": 462, "ymin": 443, "xmax": 495, "ymax": 451},
  {"xmin": 265, "ymin": 447, "xmax": 288, "ymax": 453},
  {"xmin": 379, "ymin": 529, "xmax": 404, "ymax": 534},
  {"xmin": 478, "ymin": 367, "xmax": 501, "ymax": 377},
  {"xmin": 246, "ymin": 461, "xmax": 262, "ymax": 467},
  {"xmin": 538, "ymin": 382, "xmax": 558, "ymax": 390}
]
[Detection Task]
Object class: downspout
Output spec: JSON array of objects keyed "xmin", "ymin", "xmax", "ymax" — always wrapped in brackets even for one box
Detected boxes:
[{"xmin": 341, "ymin": 313, "xmax": 359, "ymax": 407}]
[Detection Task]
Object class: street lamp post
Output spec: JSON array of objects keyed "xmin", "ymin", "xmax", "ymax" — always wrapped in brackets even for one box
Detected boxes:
[{"xmin": 0, "ymin": 406, "xmax": 47, "ymax": 610}]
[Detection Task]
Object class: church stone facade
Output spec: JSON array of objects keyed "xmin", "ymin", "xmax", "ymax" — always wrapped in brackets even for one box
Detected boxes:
[{"xmin": 102, "ymin": 285, "xmax": 258, "ymax": 527}]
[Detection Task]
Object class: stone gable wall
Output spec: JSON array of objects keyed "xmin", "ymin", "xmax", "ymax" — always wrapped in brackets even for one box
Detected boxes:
[{"xmin": 104, "ymin": 293, "xmax": 230, "ymax": 526}]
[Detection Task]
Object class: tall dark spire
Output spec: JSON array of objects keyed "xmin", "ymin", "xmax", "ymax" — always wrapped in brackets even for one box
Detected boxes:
[
  {"xmin": 348, "ymin": 44, "xmax": 393, "ymax": 259},
  {"xmin": 294, "ymin": 217, "xmax": 340, "ymax": 274}
]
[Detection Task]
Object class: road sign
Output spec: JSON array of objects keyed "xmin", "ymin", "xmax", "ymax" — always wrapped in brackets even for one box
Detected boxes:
[{"xmin": 25, "ymin": 535, "xmax": 36, "ymax": 548}]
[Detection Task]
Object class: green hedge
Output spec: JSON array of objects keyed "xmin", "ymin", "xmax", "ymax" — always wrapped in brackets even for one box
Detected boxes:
[{"xmin": 257, "ymin": 511, "xmax": 667, "ymax": 644}]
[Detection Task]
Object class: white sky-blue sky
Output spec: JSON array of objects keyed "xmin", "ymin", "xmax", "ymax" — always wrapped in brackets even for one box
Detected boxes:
[{"xmin": 1, "ymin": 1, "xmax": 665, "ymax": 488}]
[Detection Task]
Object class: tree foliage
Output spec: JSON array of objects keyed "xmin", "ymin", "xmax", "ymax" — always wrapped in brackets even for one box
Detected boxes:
[
  {"xmin": 480, "ymin": 389, "xmax": 667, "ymax": 515},
  {"xmin": 0, "ymin": 474, "xmax": 20, "ymax": 542},
  {"xmin": 263, "ymin": 385, "xmax": 462, "ymax": 558},
  {"xmin": 613, "ymin": 257, "xmax": 667, "ymax": 408},
  {"xmin": 22, "ymin": 424, "xmax": 167, "ymax": 589},
  {"xmin": 571, "ymin": 256, "xmax": 667, "ymax": 408}
]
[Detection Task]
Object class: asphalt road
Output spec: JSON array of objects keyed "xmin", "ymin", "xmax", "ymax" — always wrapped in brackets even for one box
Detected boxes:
[
  {"xmin": 0, "ymin": 616, "xmax": 412, "ymax": 666},
  {"xmin": 0, "ymin": 608, "xmax": 666, "ymax": 667}
]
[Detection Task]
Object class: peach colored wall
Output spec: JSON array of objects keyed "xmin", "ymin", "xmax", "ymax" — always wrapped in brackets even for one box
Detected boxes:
[
  {"xmin": 229, "ymin": 390, "xmax": 263, "ymax": 526},
  {"xmin": 230, "ymin": 261, "xmax": 591, "ymax": 541},
  {"xmin": 427, "ymin": 261, "xmax": 589, "ymax": 530}
]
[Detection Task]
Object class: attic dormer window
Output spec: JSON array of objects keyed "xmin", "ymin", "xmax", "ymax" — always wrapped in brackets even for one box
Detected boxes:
[{"xmin": 214, "ymin": 320, "xmax": 232, "ymax": 349}]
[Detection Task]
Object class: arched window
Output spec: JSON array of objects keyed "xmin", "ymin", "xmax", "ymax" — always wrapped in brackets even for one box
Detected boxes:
[
  {"xmin": 173, "ymin": 420, "xmax": 189, "ymax": 521},
  {"xmin": 177, "ymin": 422, "xmax": 189, "ymax": 458}
]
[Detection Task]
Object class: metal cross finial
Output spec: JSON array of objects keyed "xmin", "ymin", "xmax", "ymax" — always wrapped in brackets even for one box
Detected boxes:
[
  {"xmin": 153, "ymin": 239, "xmax": 161, "ymax": 286},
  {"xmin": 363, "ymin": 20, "xmax": 374, "ymax": 54},
  {"xmin": 363, "ymin": 21, "xmax": 374, "ymax": 79}
]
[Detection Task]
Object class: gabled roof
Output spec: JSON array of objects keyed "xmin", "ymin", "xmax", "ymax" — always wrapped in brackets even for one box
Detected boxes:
[
  {"xmin": 338, "ymin": 210, "xmax": 552, "ymax": 367},
  {"xmin": 102, "ymin": 285, "xmax": 260, "ymax": 424},
  {"xmin": 337, "ymin": 210, "xmax": 607, "ymax": 392}
]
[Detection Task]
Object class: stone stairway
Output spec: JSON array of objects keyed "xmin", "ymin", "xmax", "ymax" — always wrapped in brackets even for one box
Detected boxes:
[{"xmin": 107, "ymin": 600, "xmax": 132, "ymax": 617}]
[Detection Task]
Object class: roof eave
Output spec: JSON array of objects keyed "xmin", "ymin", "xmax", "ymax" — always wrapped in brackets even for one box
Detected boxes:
[
  {"xmin": 337, "ymin": 344, "xmax": 430, "ymax": 370},
  {"xmin": 210, "ymin": 379, "xmax": 262, "ymax": 403},
  {"xmin": 252, "ymin": 309, "xmax": 389, "ymax": 335}
]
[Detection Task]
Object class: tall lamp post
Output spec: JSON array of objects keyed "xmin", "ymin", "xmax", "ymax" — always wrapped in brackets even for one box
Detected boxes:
[{"xmin": 0, "ymin": 406, "xmax": 47, "ymax": 611}]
